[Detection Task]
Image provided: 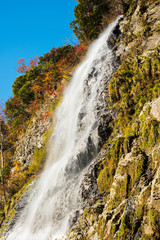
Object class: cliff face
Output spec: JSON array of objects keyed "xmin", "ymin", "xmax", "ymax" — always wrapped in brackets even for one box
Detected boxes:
[
  {"xmin": 65, "ymin": 0, "xmax": 160, "ymax": 239},
  {"xmin": 13, "ymin": 101, "xmax": 54, "ymax": 169}
]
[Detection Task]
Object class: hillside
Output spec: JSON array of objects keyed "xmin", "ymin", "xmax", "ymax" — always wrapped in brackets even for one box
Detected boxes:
[{"xmin": 0, "ymin": 0, "xmax": 160, "ymax": 239}]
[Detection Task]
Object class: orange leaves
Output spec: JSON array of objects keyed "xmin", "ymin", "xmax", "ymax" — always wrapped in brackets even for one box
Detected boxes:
[
  {"xmin": 56, "ymin": 58, "xmax": 68, "ymax": 68},
  {"xmin": 38, "ymin": 111, "xmax": 51, "ymax": 122},
  {"xmin": 75, "ymin": 44, "xmax": 86, "ymax": 53},
  {"xmin": 28, "ymin": 100, "xmax": 40, "ymax": 114},
  {"xmin": 43, "ymin": 72, "xmax": 54, "ymax": 82},
  {"xmin": 17, "ymin": 56, "xmax": 39, "ymax": 73},
  {"xmin": 43, "ymin": 111, "xmax": 51, "ymax": 120},
  {"xmin": 10, "ymin": 161, "xmax": 23, "ymax": 174},
  {"xmin": 31, "ymin": 84, "xmax": 43, "ymax": 93},
  {"xmin": 29, "ymin": 56, "xmax": 38, "ymax": 68},
  {"xmin": 17, "ymin": 58, "xmax": 29, "ymax": 73}
]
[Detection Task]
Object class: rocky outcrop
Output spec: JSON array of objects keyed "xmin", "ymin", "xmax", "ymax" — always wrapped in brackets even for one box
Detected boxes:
[
  {"xmin": 13, "ymin": 101, "xmax": 54, "ymax": 169},
  {"xmin": 66, "ymin": 103, "xmax": 160, "ymax": 239},
  {"xmin": 115, "ymin": 0, "xmax": 160, "ymax": 60}
]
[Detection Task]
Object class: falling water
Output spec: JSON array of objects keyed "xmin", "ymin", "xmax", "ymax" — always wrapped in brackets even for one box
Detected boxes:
[{"xmin": 6, "ymin": 17, "xmax": 121, "ymax": 240}]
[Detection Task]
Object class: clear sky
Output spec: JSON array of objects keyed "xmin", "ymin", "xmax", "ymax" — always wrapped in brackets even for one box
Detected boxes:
[{"xmin": 0, "ymin": 0, "xmax": 77, "ymax": 103}]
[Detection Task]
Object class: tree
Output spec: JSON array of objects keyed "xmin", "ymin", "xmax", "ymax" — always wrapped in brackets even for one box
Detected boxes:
[
  {"xmin": 12, "ymin": 75, "xmax": 27, "ymax": 97},
  {"xmin": 0, "ymin": 102, "xmax": 9, "ymax": 204},
  {"xmin": 17, "ymin": 56, "xmax": 38, "ymax": 73},
  {"xmin": 18, "ymin": 81, "xmax": 35, "ymax": 105},
  {"xmin": 5, "ymin": 97, "xmax": 29, "ymax": 136},
  {"xmin": 17, "ymin": 58, "xmax": 29, "ymax": 73},
  {"xmin": 29, "ymin": 56, "xmax": 38, "ymax": 69},
  {"xmin": 70, "ymin": 0, "xmax": 110, "ymax": 42}
]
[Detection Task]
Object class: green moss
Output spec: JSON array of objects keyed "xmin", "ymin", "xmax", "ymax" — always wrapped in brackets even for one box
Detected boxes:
[
  {"xmin": 110, "ymin": 224, "xmax": 118, "ymax": 236},
  {"xmin": 97, "ymin": 137, "xmax": 125, "ymax": 194},
  {"xmin": 96, "ymin": 215, "xmax": 106, "ymax": 238},
  {"xmin": 108, "ymin": 51, "xmax": 160, "ymax": 141},
  {"xmin": 141, "ymin": 235, "xmax": 155, "ymax": 240},
  {"xmin": 118, "ymin": 209, "xmax": 136, "ymax": 240},
  {"xmin": 134, "ymin": 156, "xmax": 145, "ymax": 181},
  {"xmin": 49, "ymin": 98, "xmax": 62, "ymax": 113},
  {"xmin": 149, "ymin": 209, "xmax": 157, "ymax": 222},
  {"xmin": 97, "ymin": 167, "xmax": 108, "ymax": 193},
  {"xmin": 0, "ymin": 210, "xmax": 5, "ymax": 226},
  {"xmin": 28, "ymin": 122, "xmax": 55, "ymax": 175},
  {"xmin": 154, "ymin": 24, "xmax": 160, "ymax": 32},
  {"xmin": 152, "ymin": 148, "xmax": 160, "ymax": 169},
  {"xmin": 28, "ymin": 147, "xmax": 46, "ymax": 174},
  {"xmin": 43, "ymin": 125, "xmax": 54, "ymax": 145},
  {"xmin": 110, "ymin": 175, "xmax": 129, "ymax": 209},
  {"xmin": 107, "ymin": 52, "xmax": 160, "ymax": 204},
  {"xmin": 83, "ymin": 208, "xmax": 88, "ymax": 218},
  {"xmin": 136, "ymin": 205, "xmax": 144, "ymax": 219},
  {"xmin": 139, "ymin": 107, "xmax": 160, "ymax": 153},
  {"xmin": 148, "ymin": 209, "xmax": 160, "ymax": 238},
  {"xmin": 118, "ymin": 216, "xmax": 128, "ymax": 240}
]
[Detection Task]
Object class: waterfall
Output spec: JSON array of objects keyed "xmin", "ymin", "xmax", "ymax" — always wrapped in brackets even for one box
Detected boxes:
[{"xmin": 6, "ymin": 17, "xmax": 121, "ymax": 240}]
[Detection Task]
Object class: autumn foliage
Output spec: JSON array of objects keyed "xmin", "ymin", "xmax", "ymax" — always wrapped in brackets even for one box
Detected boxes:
[{"xmin": 17, "ymin": 57, "xmax": 38, "ymax": 73}]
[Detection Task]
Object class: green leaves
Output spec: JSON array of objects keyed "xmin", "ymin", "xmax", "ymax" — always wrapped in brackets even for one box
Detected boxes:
[{"xmin": 70, "ymin": 0, "xmax": 110, "ymax": 42}]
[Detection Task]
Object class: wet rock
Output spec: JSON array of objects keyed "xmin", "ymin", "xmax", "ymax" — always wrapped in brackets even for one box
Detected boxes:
[
  {"xmin": 108, "ymin": 23, "xmax": 122, "ymax": 50},
  {"xmin": 69, "ymin": 210, "xmax": 82, "ymax": 228},
  {"xmin": 98, "ymin": 113, "xmax": 113, "ymax": 146}
]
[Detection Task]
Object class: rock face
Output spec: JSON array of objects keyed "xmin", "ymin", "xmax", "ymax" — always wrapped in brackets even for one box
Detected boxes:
[
  {"xmin": 65, "ymin": 0, "xmax": 160, "ymax": 239},
  {"xmin": 13, "ymin": 101, "xmax": 54, "ymax": 169},
  {"xmin": 66, "ymin": 102, "xmax": 160, "ymax": 240},
  {"xmin": 151, "ymin": 97, "xmax": 160, "ymax": 122}
]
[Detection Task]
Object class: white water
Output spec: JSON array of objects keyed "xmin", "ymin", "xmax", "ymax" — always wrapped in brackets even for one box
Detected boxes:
[{"xmin": 6, "ymin": 18, "xmax": 121, "ymax": 240}]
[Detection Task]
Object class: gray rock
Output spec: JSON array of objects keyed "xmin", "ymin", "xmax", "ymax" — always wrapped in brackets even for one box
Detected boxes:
[{"xmin": 150, "ymin": 97, "xmax": 160, "ymax": 121}]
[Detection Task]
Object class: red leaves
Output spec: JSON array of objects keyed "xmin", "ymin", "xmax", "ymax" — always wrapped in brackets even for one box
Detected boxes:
[
  {"xmin": 75, "ymin": 44, "xmax": 85, "ymax": 53},
  {"xmin": 17, "ymin": 56, "xmax": 38, "ymax": 73},
  {"xmin": 29, "ymin": 56, "xmax": 38, "ymax": 68},
  {"xmin": 38, "ymin": 111, "xmax": 51, "ymax": 122},
  {"xmin": 17, "ymin": 58, "xmax": 29, "ymax": 73},
  {"xmin": 28, "ymin": 100, "xmax": 40, "ymax": 114}
]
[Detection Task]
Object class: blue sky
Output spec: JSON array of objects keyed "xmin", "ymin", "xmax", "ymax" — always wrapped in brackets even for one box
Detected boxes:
[{"xmin": 0, "ymin": 0, "xmax": 77, "ymax": 103}]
